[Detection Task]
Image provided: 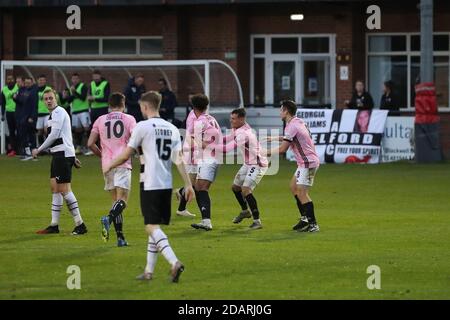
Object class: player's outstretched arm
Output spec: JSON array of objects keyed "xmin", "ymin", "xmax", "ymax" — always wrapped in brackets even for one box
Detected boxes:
[
  {"xmin": 173, "ymin": 150, "xmax": 195, "ymax": 203},
  {"xmin": 87, "ymin": 131, "xmax": 102, "ymax": 158},
  {"xmin": 104, "ymin": 146, "xmax": 134, "ymax": 174},
  {"xmin": 267, "ymin": 140, "xmax": 291, "ymax": 157},
  {"xmin": 262, "ymin": 135, "xmax": 283, "ymax": 143}
]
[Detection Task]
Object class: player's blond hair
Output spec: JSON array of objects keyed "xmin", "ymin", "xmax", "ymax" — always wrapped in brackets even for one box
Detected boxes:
[
  {"xmin": 140, "ymin": 91, "xmax": 161, "ymax": 111},
  {"xmin": 42, "ymin": 88, "xmax": 58, "ymax": 100}
]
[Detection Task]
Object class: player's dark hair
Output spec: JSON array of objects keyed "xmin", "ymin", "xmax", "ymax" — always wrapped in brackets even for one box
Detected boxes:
[
  {"xmin": 109, "ymin": 92, "xmax": 125, "ymax": 109},
  {"xmin": 72, "ymin": 73, "xmax": 80, "ymax": 77},
  {"xmin": 37, "ymin": 74, "xmax": 46, "ymax": 79},
  {"xmin": 92, "ymin": 69, "xmax": 102, "ymax": 75},
  {"xmin": 231, "ymin": 108, "xmax": 246, "ymax": 118},
  {"xmin": 191, "ymin": 94, "xmax": 209, "ymax": 112},
  {"xmin": 140, "ymin": 91, "xmax": 162, "ymax": 111},
  {"xmin": 135, "ymin": 73, "xmax": 144, "ymax": 79},
  {"xmin": 158, "ymin": 78, "xmax": 167, "ymax": 86},
  {"xmin": 384, "ymin": 80, "xmax": 394, "ymax": 91},
  {"xmin": 354, "ymin": 80, "xmax": 365, "ymax": 89},
  {"xmin": 281, "ymin": 100, "xmax": 297, "ymax": 116},
  {"xmin": 24, "ymin": 76, "xmax": 33, "ymax": 81}
]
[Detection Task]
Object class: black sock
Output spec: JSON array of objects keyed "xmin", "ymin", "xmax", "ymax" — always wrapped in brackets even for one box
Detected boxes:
[
  {"xmin": 108, "ymin": 199, "xmax": 126, "ymax": 224},
  {"xmin": 178, "ymin": 187, "xmax": 187, "ymax": 211},
  {"xmin": 75, "ymin": 132, "xmax": 83, "ymax": 147},
  {"xmin": 303, "ymin": 201, "xmax": 316, "ymax": 224},
  {"xmin": 245, "ymin": 193, "xmax": 260, "ymax": 220},
  {"xmin": 195, "ymin": 190, "xmax": 211, "ymax": 219},
  {"xmin": 112, "ymin": 213, "xmax": 125, "ymax": 240},
  {"xmin": 233, "ymin": 190, "xmax": 248, "ymax": 211},
  {"xmin": 294, "ymin": 195, "xmax": 305, "ymax": 217},
  {"xmin": 81, "ymin": 131, "xmax": 88, "ymax": 148}
]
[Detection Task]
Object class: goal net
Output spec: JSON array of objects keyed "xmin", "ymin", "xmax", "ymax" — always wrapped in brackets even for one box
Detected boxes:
[{"xmin": 0, "ymin": 60, "xmax": 244, "ymax": 154}]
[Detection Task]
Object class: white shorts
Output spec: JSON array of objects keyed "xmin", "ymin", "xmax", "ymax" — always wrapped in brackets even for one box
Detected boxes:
[
  {"xmin": 197, "ymin": 162, "xmax": 219, "ymax": 182},
  {"xmin": 295, "ymin": 167, "xmax": 319, "ymax": 187},
  {"xmin": 36, "ymin": 115, "xmax": 49, "ymax": 130},
  {"xmin": 186, "ymin": 164, "xmax": 198, "ymax": 175},
  {"xmin": 103, "ymin": 167, "xmax": 132, "ymax": 191},
  {"xmin": 72, "ymin": 111, "xmax": 91, "ymax": 129},
  {"xmin": 233, "ymin": 164, "xmax": 267, "ymax": 190}
]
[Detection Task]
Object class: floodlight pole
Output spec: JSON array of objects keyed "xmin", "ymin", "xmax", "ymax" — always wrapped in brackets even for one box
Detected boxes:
[{"xmin": 420, "ymin": 0, "xmax": 433, "ymax": 83}]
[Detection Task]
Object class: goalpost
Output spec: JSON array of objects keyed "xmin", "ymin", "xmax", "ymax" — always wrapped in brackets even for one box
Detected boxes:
[{"xmin": 0, "ymin": 59, "xmax": 244, "ymax": 154}]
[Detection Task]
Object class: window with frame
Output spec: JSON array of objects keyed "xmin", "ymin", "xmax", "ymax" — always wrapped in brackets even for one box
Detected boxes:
[
  {"xmin": 28, "ymin": 37, "xmax": 163, "ymax": 58},
  {"xmin": 251, "ymin": 35, "xmax": 334, "ymax": 105},
  {"xmin": 367, "ymin": 34, "xmax": 450, "ymax": 110}
]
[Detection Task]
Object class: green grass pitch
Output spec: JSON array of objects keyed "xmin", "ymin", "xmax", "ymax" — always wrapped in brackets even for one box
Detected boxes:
[{"xmin": 0, "ymin": 155, "xmax": 449, "ymax": 299}]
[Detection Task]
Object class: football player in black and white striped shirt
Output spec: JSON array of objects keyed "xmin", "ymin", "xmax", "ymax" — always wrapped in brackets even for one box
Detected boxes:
[
  {"xmin": 32, "ymin": 89, "xmax": 87, "ymax": 235},
  {"xmin": 105, "ymin": 91, "xmax": 194, "ymax": 282}
]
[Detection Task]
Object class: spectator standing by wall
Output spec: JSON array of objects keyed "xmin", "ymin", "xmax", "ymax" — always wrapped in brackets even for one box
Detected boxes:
[
  {"xmin": 380, "ymin": 80, "xmax": 400, "ymax": 116},
  {"xmin": 124, "ymin": 73, "xmax": 146, "ymax": 122},
  {"xmin": 88, "ymin": 70, "xmax": 110, "ymax": 124},
  {"xmin": 36, "ymin": 75, "xmax": 52, "ymax": 147},
  {"xmin": 64, "ymin": 73, "xmax": 91, "ymax": 155},
  {"xmin": 345, "ymin": 80, "xmax": 374, "ymax": 110},
  {"xmin": 14, "ymin": 77, "xmax": 38, "ymax": 160},
  {"xmin": 1, "ymin": 75, "xmax": 20, "ymax": 156},
  {"xmin": 158, "ymin": 78, "xmax": 177, "ymax": 123}
]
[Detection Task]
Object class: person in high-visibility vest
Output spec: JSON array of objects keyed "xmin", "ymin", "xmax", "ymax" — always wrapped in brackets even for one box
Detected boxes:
[
  {"xmin": 36, "ymin": 75, "xmax": 52, "ymax": 147},
  {"xmin": 1, "ymin": 75, "xmax": 20, "ymax": 156},
  {"xmin": 65, "ymin": 73, "xmax": 92, "ymax": 155},
  {"xmin": 88, "ymin": 70, "xmax": 110, "ymax": 125},
  {"xmin": 59, "ymin": 89, "xmax": 71, "ymax": 115}
]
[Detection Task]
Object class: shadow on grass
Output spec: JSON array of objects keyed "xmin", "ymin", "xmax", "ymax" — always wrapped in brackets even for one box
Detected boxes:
[
  {"xmin": 36, "ymin": 245, "xmax": 115, "ymax": 263},
  {"xmin": 0, "ymin": 233, "xmax": 55, "ymax": 246}
]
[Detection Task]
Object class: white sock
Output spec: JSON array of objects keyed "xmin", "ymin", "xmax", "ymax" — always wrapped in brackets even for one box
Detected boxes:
[
  {"xmin": 63, "ymin": 192, "xmax": 83, "ymax": 226},
  {"xmin": 151, "ymin": 228, "xmax": 178, "ymax": 267},
  {"xmin": 254, "ymin": 219, "xmax": 261, "ymax": 223},
  {"xmin": 145, "ymin": 236, "xmax": 158, "ymax": 274},
  {"xmin": 202, "ymin": 219, "xmax": 212, "ymax": 226},
  {"xmin": 51, "ymin": 193, "xmax": 63, "ymax": 226}
]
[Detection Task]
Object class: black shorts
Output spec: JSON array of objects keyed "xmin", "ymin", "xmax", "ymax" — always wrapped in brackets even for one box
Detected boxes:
[
  {"xmin": 50, "ymin": 153, "xmax": 75, "ymax": 184},
  {"xmin": 140, "ymin": 187, "xmax": 172, "ymax": 225}
]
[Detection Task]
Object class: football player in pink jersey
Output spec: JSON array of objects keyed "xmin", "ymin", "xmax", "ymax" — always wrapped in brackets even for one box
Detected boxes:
[
  {"xmin": 87, "ymin": 93, "xmax": 137, "ymax": 246},
  {"xmin": 268, "ymin": 100, "xmax": 320, "ymax": 232},
  {"xmin": 221, "ymin": 108, "xmax": 268, "ymax": 229},
  {"xmin": 189, "ymin": 94, "xmax": 222, "ymax": 231}
]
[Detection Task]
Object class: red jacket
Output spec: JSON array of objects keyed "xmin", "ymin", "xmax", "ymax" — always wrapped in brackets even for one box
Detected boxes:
[{"xmin": 415, "ymin": 82, "xmax": 439, "ymax": 124}]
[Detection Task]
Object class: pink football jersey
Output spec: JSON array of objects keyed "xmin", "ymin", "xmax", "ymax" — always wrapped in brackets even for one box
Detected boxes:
[
  {"xmin": 183, "ymin": 110, "xmax": 197, "ymax": 165},
  {"xmin": 92, "ymin": 112, "xmax": 137, "ymax": 171},
  {"xmin": 193, "ymin": 112, "xmax": 221, "ymax": 162},
  {"xmin": 223, "ymin": 123, "xmax": 268, "ymax": 167},
  {"xmin": 283, "ymin": 117, "xmax": 320, "ymax": 168}
]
